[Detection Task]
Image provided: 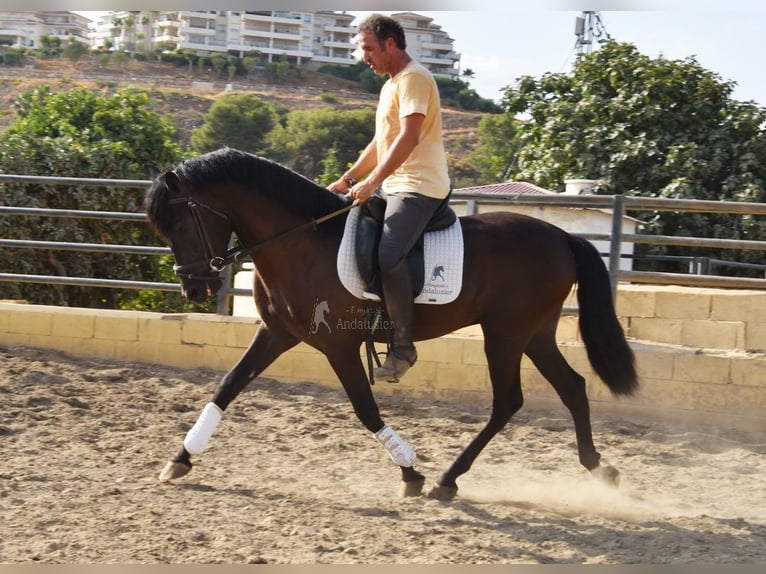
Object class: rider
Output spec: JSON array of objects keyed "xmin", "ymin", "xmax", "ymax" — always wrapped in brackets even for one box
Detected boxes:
[{"xmin": 328, "ymin": 14, "xmax": 451, "ymax": 382}]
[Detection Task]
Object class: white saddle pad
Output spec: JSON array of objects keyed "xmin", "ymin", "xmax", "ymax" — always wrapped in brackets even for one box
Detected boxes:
[{"xmin": 337, "ymin": 206, "xmax": 464, "ymax": 305}]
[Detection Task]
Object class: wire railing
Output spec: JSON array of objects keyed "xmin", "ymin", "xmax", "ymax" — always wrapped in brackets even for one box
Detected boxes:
[{"xmin": 1, "ymin": 174, "xmax": 764, "ymax": 315}]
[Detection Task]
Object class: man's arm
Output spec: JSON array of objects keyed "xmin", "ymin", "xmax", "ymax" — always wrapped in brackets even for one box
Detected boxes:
[
  {"xmin": 327, "ymin": 140, "xmax": 378, "ymax": 194},
  {"xmin": 347, "ymin": 113, "xmax": 424, "ymax": 203}
]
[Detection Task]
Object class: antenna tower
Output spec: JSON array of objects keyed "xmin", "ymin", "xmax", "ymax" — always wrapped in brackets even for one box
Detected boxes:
[{"xmin": 574, "ymin": 11, "xmax": 610, "ymax": 54}]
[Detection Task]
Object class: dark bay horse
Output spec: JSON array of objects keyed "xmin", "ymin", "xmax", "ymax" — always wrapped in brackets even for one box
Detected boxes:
[{"xmin": 143, "ymin": 148, "xmax": 638, "ymax": 500}]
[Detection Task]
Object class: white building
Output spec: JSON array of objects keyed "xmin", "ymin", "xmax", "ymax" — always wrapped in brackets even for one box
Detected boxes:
[
  {"xmin": 90, "ymin": 10, "xmax": 356, "ymax": 67},
  {"xmin": 88, "ymin": 10, "xmax": 460, "ymax": 76},
  {"xmin": 390, "ymin": 12, "xmax": 460, "ymax": 79},
  {"xmin": 0, "ymin": 11, "xmax": 90, "ymax": 48}
]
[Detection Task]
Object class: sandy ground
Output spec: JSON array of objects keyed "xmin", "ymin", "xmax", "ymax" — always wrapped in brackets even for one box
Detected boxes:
[{"xmin": 1, "ymin": 343, "xmax": 765, "ymax": 564}]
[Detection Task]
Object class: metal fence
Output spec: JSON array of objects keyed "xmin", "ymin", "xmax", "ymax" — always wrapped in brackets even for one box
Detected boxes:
[{"xmin": 1, "ymin": 173, "xmax": 765, "ymax": 315}]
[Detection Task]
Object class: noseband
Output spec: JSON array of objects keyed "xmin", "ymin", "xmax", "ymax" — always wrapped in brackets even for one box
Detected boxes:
[{"xmin": 168, "ymin": 196, "xmax": 230, "ymax": 281}]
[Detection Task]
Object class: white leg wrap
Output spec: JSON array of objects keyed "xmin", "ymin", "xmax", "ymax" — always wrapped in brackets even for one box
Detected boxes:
[
  {"xmin": 183, "ymin": 402, "xmax": 223, "ymax": 455},
  {"xmin": 374, "ymin": 424, "xmax": 416, "ymax": 467}
]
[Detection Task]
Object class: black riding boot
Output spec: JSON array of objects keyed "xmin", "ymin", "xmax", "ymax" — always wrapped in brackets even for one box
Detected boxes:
[{"xmin": 374, "ymin": 259, "xmax": 417, "ymax": 383}]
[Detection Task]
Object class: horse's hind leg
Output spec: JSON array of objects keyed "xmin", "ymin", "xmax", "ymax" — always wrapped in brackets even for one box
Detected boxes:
[
  {"xmin": 524, "ymin": 329, "xmax": 619, "ymax": 486},
  {"xmin": 325, "ymin": 350, "xmax": 426, "ymax": 497},
  {"xmin": 428, "ymin": 335, "xmax": 525, "ymax": 500},
  {"xmin": 159, "ymin": 323, "xmax": 298, "ymax": 481}
]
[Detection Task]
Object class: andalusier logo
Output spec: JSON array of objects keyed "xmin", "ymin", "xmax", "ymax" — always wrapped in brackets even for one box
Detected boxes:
[{"xmin": 310, "ymin": 299, "xmax": 332, "ymax": 334}]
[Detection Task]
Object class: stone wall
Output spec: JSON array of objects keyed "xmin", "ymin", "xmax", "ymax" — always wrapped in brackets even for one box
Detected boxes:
[{"xmin": 1, "ymin": 284, "xmax": 763, "ymax": 433}]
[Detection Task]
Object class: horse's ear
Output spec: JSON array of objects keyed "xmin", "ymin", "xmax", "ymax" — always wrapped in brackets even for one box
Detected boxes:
[
  {"xmin": 163, "ymin": 170, "xmax": 182, "ymax": 195},
  {"xmin": 144, "ymin": 163, "xmax": 162, "ymax": 180}
]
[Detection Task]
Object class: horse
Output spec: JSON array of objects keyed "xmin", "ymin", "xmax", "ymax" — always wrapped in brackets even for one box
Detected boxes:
[{"xmin": 143, "ymin": 147, "xmax": 638, "ymax": 500}]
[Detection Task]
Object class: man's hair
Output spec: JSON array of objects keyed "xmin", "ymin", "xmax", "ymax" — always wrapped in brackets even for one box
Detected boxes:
[{"xmin": 357, "ymin": 14, "xmax": 407, "ymax": 50}]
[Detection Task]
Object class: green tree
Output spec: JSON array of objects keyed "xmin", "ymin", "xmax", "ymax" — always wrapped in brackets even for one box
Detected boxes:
[
  {"xmin": 315, "ymin": 146, "xmax": 345, "ymax": 187},
  {"xmin": 63, "ymin": 37, "xmax": 89, "ymax": 64},
  {"xmin": 241, "ymin": 54, "xmax": 261, "ymax": 80},
  {"xmin": 501, "ymin": 40, "xmax": 766, "ymax": 273},
  {"xmin": 435, "ymin": 76, "xmax": 501, "ymax": 113},
  {"xmin": 264, "ymin": 59, "xmax": 291, "ymax": 82},
  {"xmin": 190, "ymin": 93, "xmax": 280, "ymax": 154},
  {"xmin": 0, "ymin": 86, "xmax": 190, "ymax": 310},
  {"xmin": 179, "ymin": 48, "xmax": 195, "ymax": 73},
  {"xmin": 197, "ymin": 55, "xmax": 208, "ymax": 75},
  {"xmin": 37, "ymin": 35, "xmax": 62, "ymax": 59},
  {"xmin": 467, "ymin": 112, "xmax": 522, "ymax": 183},
  {"xmin": 210, "ymin": 53, "xmax": 228, "ymax": 78},
  {"xmin": 359, "ymin": 66, "xmax": 386, "ymax": 94},
  {"xmin": 268, "ymin": 107, "xmax": 375, "ymax": 180},
  {"xmin": 1, "ymin": 46, "xmax": 25, "ymax": 66},
  {"xmin": 110, "ymin": 50, "xmax": 129, "ymax": 70}
]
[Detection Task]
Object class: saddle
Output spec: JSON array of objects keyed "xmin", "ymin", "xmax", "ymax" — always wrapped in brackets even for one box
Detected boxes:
[{"xmin": 355, "ymin": 192, "xmax": 457, "ymax": 299}]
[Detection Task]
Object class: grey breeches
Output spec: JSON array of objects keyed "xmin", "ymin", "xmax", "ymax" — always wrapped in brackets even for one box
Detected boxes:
[{"xmin": 376, "ymin": 190, "xmax": 445, "ymax": 272}]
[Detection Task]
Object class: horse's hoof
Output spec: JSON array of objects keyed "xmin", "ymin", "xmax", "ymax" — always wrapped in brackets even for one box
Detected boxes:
[
  {"xmin": 426, "ymin": 482, "xmax": 458, "ymax": 501},
  {"xmin": 590, "ymin": 463, "xmax": 620, "ymax": 487},
  {"xmin": 158, "ymin": 460, "xmax": 192, "ymax": 481},
  {"xmin": 400, "ymin": 477, "xmax": 425, "ymax": 498}
]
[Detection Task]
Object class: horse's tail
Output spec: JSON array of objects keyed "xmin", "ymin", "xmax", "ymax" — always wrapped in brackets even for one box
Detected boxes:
[{"xmin": 568, "ymin": 235, "xmax": 639, "ymax": 396}]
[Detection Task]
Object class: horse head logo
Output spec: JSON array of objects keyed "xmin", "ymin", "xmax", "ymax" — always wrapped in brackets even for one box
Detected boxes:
[
  {"xmin": 310, "ymin": 299, "xmax": 332, "ymax": 335},
  {"xmin": 430, "ymin": 265, "xmax": 446, "ymax": 282}
]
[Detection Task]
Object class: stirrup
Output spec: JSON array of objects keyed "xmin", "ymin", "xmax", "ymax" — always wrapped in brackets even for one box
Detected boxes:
[{"xmin": 373, "ymin": 347, "xmax": 417, "ymax": 383}]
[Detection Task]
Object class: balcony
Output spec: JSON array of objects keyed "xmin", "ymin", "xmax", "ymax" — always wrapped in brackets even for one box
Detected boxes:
[
  {"xmin": 323, "ymin": 24, "xmax": 354, "ymax": 34},
  {"xmin": 177, "ymin": 38, "xmax": 227, "ymax": 51},
  {"xmin": 242, "ymin": 12, "xmax": 300, "ymax": 24},
  {"xmin": 422, "ymin": 40, "xmax": 453, "ymax": 50},
  {"xmin": 323, "ymin": 40, "xmax": 353, "ymax": 49},
  {"xmin": 184, "ymin": 11, "xmax": 218, "ymax": 20},
  {"xmin": 312, "ymin": 53, "xmax": 357, "ymax": 65},
  {"xmin": 243, "ymin": 25, "xmax": 272, "ymax": 34},
  {"xmin": 179, "ymin": 26, "xmax": 215, "ymax": 36},
  {"xmin": 420, "ymin": 55, "xmax": 458, "ymax": 67},
  {"xmin": 154, "ymin": 33, "xmax": 180, "ymax": 44}
]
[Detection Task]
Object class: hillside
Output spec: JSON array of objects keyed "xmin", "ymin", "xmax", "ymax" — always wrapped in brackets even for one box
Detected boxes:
[{"xmin": 0, "ymin": 57, "xmax": 485, "ymax": 167}]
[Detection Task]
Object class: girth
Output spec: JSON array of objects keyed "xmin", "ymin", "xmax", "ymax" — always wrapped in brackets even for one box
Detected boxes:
[{"xmin": 355, "ymin": 191, "xmax": 456, "ymax": 299}]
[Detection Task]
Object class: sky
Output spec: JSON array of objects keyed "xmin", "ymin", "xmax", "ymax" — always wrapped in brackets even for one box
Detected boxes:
[{"xmin": 66, "ymin": 1, "xmax": 766, "ymax": 107}]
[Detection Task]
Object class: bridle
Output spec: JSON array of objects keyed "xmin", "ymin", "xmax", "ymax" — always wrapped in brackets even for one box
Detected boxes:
[
  {"xmin": 168, "ymin": 196, "xmax": 232, "ymax": 281},
  {"xmin": 167, "ymin": 194, "xmax": 357, "ymax": 281}
]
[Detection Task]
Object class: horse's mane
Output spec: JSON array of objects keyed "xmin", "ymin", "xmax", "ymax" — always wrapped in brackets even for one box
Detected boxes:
[{"xmin": 144, "ymin": 148, "xmax": 349, "ymax": 235}]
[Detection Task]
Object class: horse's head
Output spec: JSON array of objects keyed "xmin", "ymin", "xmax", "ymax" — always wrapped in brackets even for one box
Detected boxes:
[{"xmin": 144, "ymin": 164, "xmax": 232, "ymax": 303}]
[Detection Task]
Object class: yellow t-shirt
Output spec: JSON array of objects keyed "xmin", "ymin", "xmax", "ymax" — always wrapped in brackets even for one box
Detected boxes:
[{"xmin": 375, "ymin": 61, "xmax": 451, "ymax": 199}]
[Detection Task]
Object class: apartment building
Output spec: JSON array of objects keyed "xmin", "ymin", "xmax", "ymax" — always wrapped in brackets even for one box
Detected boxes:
[
  {"xmin": 391, "ymin": 12, "xmax": 460, "ymax": 79},
  {"xmin": 89, "ymin": 10, "xmax": 460, "ymax": 78},
  {"xmin": 0, "ymin": 11, "xmax": 90, "ymax": 48}
]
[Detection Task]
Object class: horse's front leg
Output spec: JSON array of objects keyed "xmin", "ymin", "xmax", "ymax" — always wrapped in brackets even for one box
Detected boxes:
[
  {"xmin": 159, "ymin": 323, "xmax": 298, "ymax": 481},
  {"xmin": 326, "ymin": 349, "xmax": 425, "ymax": 497}
]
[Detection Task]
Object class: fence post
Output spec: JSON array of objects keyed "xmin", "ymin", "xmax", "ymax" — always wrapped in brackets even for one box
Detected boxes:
[
  {"xmin": 217, "ymin": 265, "xmax": 232, "ymax": 315},
  {"xmin": 608, "ymin": 194, "xmax": 625, "ymax": 301},
  {"xmin": 216, "ymin": 234, "xmax": 236, "ymax": 315}
]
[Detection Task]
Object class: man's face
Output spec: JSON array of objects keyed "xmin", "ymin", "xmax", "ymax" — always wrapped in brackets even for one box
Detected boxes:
[{"xmin": 357, "ymin": 30, "xmax": 390, "ymax": 76}]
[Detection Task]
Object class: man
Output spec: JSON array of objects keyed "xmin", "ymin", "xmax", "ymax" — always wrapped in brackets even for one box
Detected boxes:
[{"xmin": 328, "ymin": 14, "xmax": 451, "ymax": 382}]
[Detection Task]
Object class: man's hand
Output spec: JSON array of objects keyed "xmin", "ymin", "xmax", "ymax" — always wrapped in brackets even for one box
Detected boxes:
[
  {"xmin": 327, "ymin": 177, "xmax": 349, "ymax": 194},
  {"xmin": 347, "ymin": 179, "xmax": 377, "ymax": 204}
]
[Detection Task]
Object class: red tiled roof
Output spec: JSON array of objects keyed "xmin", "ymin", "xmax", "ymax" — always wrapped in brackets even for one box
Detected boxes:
[{"xmin": 455, "ymin": 181, "xmax": 555, "ymax": 196}]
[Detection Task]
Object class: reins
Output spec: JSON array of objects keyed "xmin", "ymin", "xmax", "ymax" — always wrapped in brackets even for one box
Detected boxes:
[
  {"xmin": 169, "ymin": 194, "xmax": 358, "ymax": 278},
  {"xmin": 219, "ymin": 198, "xmax": 358, "ymax": 268}
]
